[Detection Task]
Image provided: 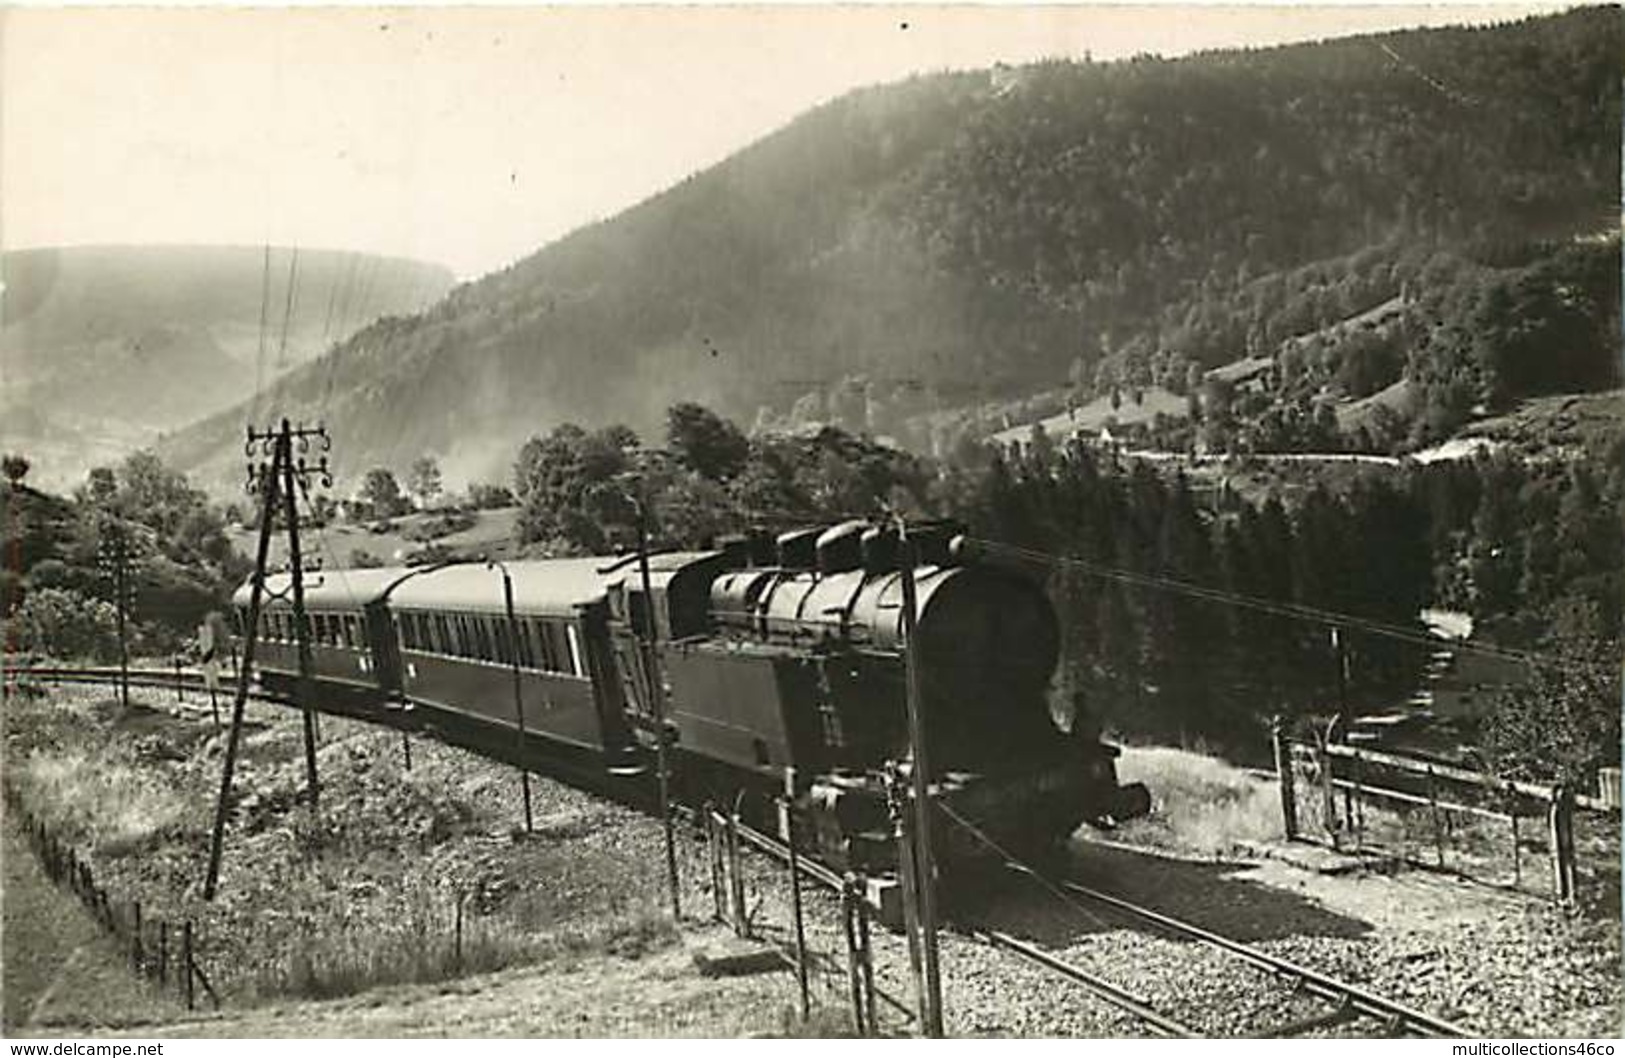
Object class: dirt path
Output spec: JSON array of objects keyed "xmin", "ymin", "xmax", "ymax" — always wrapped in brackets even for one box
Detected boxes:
[
  {"xmin": 46, "ymin": 925, "xmax": 814, "ymax": 1038},
  {"xmin": 2, "ymin": 819, "xmax": 184, "ymax": 1034}
]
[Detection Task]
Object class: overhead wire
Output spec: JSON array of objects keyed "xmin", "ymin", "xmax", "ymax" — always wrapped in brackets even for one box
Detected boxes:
[
  {"xmin": 251, "ymin": 244, "xmax": 273, "ymax": 424},
  {"xmin": 966, "ymin": 535, "xmax": 1611, "ymax": 675}
]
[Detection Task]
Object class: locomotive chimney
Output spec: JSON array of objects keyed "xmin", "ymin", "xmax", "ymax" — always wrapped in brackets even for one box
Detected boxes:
[
  {"xmin": 815, "ymin": 521, "xmax": 867, "ymax": 575},
  {"xmin": 745, "ymin": 528, "xmax": 777, "ymax": 567},
  {"xmin": 860, "ymin": 525, "xmax": 899, "ymax": 574},
  {"xmin": 717, "ymin": 534, "xmax": 751, "ymax": 570},
  {"xmin": 776, "ymin": 527, "xmax": 822, "ymax": 569}
]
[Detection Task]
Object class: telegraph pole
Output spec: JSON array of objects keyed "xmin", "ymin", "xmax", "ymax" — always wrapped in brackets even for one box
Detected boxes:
[
  {"xmin": 204, "ymin": 420, "xmax": 332, "ymax": 900},
  {"xmin": 632, "ymin": 491, "xmax": 682, "ymax": 921},
  {"xmin": 205, "ymin": 430, "xmax": 283, "ymax": 900},
  {"xmin": 487, "ymin": 559, "xmax": 534, "ymax": 834},
  {"xmin": 278, "ymin": 418, "xmax": 325, "ymax": 809},
  {"xmin": 97, "ymin": 520, "xmax": 133, "ymax": 709},
  {"xmin": 897, "ymin": 522, "xmax": 944, "ymax": 1036}
]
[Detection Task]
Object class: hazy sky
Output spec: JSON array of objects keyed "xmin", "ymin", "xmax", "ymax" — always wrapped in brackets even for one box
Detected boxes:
[{"xmin": 2, "ymin": 3, "xmax": 1570, "ymax": 280}]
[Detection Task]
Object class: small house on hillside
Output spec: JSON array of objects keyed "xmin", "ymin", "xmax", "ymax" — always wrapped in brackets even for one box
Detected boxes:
[{"xmin": 1203, "ymin": 355, "xmax": 1277, "ymax": 395}]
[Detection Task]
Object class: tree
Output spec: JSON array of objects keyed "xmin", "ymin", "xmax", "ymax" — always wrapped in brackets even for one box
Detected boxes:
[
  {"xmin": 358, "ymin": 468, "xmax": 409, "ymax": 520},
  {"xmin": 407, "ymin": 456, "xmax": 443, "ymax": 510},
  {"xmin": 1482, "ymin": 623, "xmax": 1619, "ymax": 785},
  {"xmin": 667, "ymin": 403, "xmax": 749, "ymax": 483},
  {"xmin": 466, "ymin": 482, "xmax": 516, "ymax": 510},
  {"xmin": 2, "ymin": 453, "xmax": 29, "ymax": 486}
]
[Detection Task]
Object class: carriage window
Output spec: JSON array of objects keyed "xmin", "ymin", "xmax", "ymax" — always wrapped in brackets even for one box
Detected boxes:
[
  {"xmin": 516, "ymin": 620, "xmax": 536, "ymax": 669},
  {"xmin": 494, "ymin": 619, "xmax": 513, "ymax": 665},
  {"xmin": 545, "ymin": 623, "xmax": 569, "ymax": 673},
  {"xmin": 565, "ymin": 624, "xmax": 584, "ymax": 677},
  {"xmin": 531, "ymin": 621, "xmax": 554, "ymax": 671}
]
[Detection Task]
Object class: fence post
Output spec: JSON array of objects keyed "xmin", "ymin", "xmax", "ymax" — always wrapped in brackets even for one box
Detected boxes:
[
  {"xmin": 1425, "ymin": 765, "xmax": 1445, "ymax": 867},
  {"xmin": 175, "ymin": 657, "xmax": 185, "ymax": 702},
  {"xmin": 855, "ymin": 875, "xmax": 877, "ymax": 1031},
  {"xmin": 1549, "ymin": 783, "xmax": 1576, "ymax": 906},
  {"xmin": 454, "ymin": 890, "xmax": 465, "ymax": 971},
  {"xmin": 785, "ymin": 800, "xmax": 811, "ymax": 1021},
  {"xmin": 1509, "ymin": 785, "xmax": 1522, "ymax": 889},
  {"xmin": 132, "ymin": 900, "xmax": 143, "ymax": 973},
  {"xmin": 1317, "ymin": 741, "xmax": 1339, "ymax": 845},
  {"xmin": 1350, "ymin": 748, "xmax": 1366, "ymax": 850},
  {"xmin": 1270, "ymin": 717, "xmax": 1298, "ymax": 841},
  {"xmin": 182, "ymin": 921, "xmax": 195, "ymax": 1010},
  {"xmin": 158, "ymin": 921, "xmax": 169, "ymax": 985},
  {"xmin": 706, "ymin": 807, "xmax": 725, "ymax": 924},
  {"xmin": 726, "ymin": 810, "xmax": 747, "ymax": 938},
  {"xmin": 842, "ymin": 875, "xmax": 873, "ymax": 1036}
]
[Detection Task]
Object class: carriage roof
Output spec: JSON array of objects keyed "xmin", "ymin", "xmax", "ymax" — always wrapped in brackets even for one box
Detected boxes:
[
  {"xmin": 386, "ymin": 558, "xmax": 615, "ymax": 618},
  {"xmin": 233, "ymin": 566, "xmax": 419, "ymax": 611}
]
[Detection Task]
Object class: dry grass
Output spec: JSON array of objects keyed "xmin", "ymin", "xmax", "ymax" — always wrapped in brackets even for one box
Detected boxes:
[
  {"xmin": 260, "ymin": 900, "xmax": 678, "ymax": 1001},
  {"xmin": 1112, "ymin": 745, "xmax": 1286, "ymax": 855},
  {"xmin": 8, "ymin": 749, "xmax": 193, "ymax": 858}
]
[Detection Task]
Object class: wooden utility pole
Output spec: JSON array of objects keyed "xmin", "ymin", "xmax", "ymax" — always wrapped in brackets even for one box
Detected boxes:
[
  {"xmin": 203, "ymin": 420, "xmax": 332, "ymax": 900},
  {"xmin": 97, "ymin": 520, "xmax": 134, "ymax": 709},
  {"xmin": 278, "ymin": 420, "xmax": 322, "ymax": 809},
  {"xmin": 487, "ymin": 559, "xmax": 534, "ymax": 834},
  {"xmin": 897, "ymin": 523, "xmax": 944, "ymax": 1037},
  {"xmin": 632, "ymin": 491, "xmax": 681, "ymax": 921}
]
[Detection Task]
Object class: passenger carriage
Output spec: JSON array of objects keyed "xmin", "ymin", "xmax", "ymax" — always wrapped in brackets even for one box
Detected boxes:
[
  {"xmin": 233, "ymin": 565, "xmax": 419, "ymax": 716},
  {"xmin": 384, "ymin": 559, "xmax": 642, "ymax": 773}
]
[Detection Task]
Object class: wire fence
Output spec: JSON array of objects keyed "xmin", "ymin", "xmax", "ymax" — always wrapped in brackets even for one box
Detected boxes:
[
  {"xmin": 7, "ymin": 790, "xmax": 220, "ymax": 1012},
  {"xmin": 1273, "ymin": 723, "xmax": 1619, "ymax": 905}
]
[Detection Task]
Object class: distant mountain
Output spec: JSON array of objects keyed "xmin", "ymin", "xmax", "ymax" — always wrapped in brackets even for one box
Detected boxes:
[
  {"xmin": 2, "ymin": 245, "xmax": 452, "ymax": 489},
  {"xmin": 162, "ymin": 9, "xmax": 1619, "ymax": 493}
]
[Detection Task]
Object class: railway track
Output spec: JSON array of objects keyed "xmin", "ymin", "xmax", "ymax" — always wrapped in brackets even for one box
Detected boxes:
[
  {"xmin": 8, "ymin": 664, "xmax": 1472, "ymax": 1038},
  {"xmin": 1009, "ymin": 862, "xmax": 1469, "ymax": 1038},
  {"xmin": 693, "ymin": 803, "xmax": 1468, "ymax": 1039}
]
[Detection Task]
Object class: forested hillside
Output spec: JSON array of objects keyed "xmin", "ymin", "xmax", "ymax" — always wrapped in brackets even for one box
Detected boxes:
[
  {"xmin": 3, "ymin": 246, "xmax": 451, "ymax": 489},
  {"xmin": 162, "ymin": 9, "xmax": 1620, "ymax": 491}
]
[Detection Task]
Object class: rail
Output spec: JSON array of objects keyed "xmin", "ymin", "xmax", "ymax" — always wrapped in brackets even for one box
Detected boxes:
[{"xmin": 1045, "ymin": 870, "xmax": 1469, "ymax": 1038}]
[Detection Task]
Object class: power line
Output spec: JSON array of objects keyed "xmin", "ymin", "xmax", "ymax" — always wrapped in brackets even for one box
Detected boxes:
[
  {"xmin": 273, "ymin": 247, "xmax": 302, "ymax": 373},
  {"xmin": 966, "ymin": 536, "xmax": 1608, "ymax": 675},
  {"xmin": 252, "ymin": 244, "xmax": 272, "ymax": 424}
]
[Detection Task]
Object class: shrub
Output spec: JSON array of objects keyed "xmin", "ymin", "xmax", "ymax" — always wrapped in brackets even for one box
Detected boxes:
[{"xmin": 7, "ymin": 586, "xmax": 120, "ymax": 661}]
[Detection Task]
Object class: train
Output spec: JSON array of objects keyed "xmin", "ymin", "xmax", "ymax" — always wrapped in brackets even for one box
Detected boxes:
[{"xmin": 234, "ymin": 520, "xmax": 1149, "ymax": 876}]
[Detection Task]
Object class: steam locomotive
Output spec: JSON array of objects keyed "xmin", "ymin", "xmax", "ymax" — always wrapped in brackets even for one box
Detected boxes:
[{"xmin": 235, "ymin": 521, "xmax": 1149, "ymax": 873}]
